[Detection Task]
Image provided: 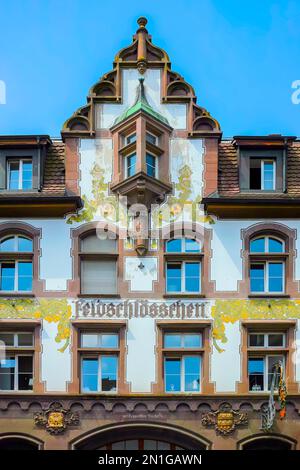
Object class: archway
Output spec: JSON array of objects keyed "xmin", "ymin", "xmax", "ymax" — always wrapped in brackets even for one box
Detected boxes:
[
  {"xmin": 71, "ymin": 422, "xmax": 210, "ymax": 450},
  {"xmin": 239, "ymin": 434, "xmax": 296, "ymax": 450},
  {"xmin": 0, "ymin": 434, "xmax": 42, "ymax": 450}
]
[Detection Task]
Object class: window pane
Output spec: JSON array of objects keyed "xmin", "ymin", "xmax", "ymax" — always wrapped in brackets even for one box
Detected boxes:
[
  {"xmin": 0, "ymin": 236, "xmax": 15, "ymax": 252},
  {"xmin": 1, "ymin": 262, "xmax": 15, "ymax": 291},
  {"xmin": 81, "ymin": 260, "xmax": 117, "ymax": 294},
  {"xmin": 166, "ymin": 263, "xmax": 181, "ymax": 292},
  {"xmin": 146, "ymin": 153, "xmax": 156, "ymax": 178},
  {"xmin": 81, "ymin": 334, "xmax": 99, "ymax": 348},
  {"xmin": 249, "ymin": 158, "xmax": 261, "ymax": 190},
  {"xmin": 101, "ymin": 356, "xmax": 117, "ymax": 392},
  {"xmin": 248, "ymin": 357, "xmax": 264, "ymax": 391},
  {"xmin": 250, "ymin": 237, "xmax": 265, "ymax": 253},
  {"xmin": 268, "ymin": 334, "xmax": 284, "ymax": 347},
  {"xmin": 185, "ymin": 238, "xmax": 200, "ymax": 253},
  {"xmin": 267, "ymin": 355, "xmax": 283, "ymax": 390},
  {"xmin": 146, "ymin": 133, "xmax": 157, "ymax": 145},
  {"xmin": 8, "ymin": 162, "xmax": 19, "ymax": 190},
  {"xmin": 268, "ymin": 238, "xmax": 284, "ymax": 253},
  {"xmin": 18, "ymin": 237, "xmax": 33, "ymax": 252},
  {"xmin": 18, "ymin": 262, "xmax": 33, "ymax": 291},
  {"xmin": 249, "ymin": 334, "xmax": 265, "ymax": 347},
  {"xmin": 183, "ymin": 334, "xmax": 202, "ymax": 348},
  {"xmin": 127, "ymin": 154, "xmax": 136, "ymax": 177},
  {"xmin": 250, "ymin": 264, "xmax": 265, "ymax": 292},
  {"xmin": 164, "ymin": 334, "xmax": 181, "ymax": 348},
  {"xmin": 18, "ymin": 356, "xmax": 33, "ymax": 390},
  {"xmin": 17, "ymin": 333, "xmax": 33, "ymax": 347},
  {"xmin": 0, "ymin": 356, "xmax": 15, "ymax": 390},
  {"xmin": 81, "ymin": 235, "xmax": 117, "ymax": 253},
  {"xmin": 185, "ymin": 262, "xmax": 200, "ymax": 292},
  {"xmin": 0, "ymin": 333, "xmax": 14, "ymax": 347},
  {"xmin": 126, "ymin": 133, "xmax": 136, "ymax": 145},
  {"xmin": 184, "ymin": 356, "xmax": 200, "ymax": 391},
  {"xmin": 101, "ymin": 334, "xmax": 118, "ymax": 348},
  {"xmin": 166, "ymin": 239, "xmax": 182, "ymax": 253},
  {"xmin": 82, "ymin": 358, "xmax": 98, "ymax": 392},
  {"xmin": 268, "ymin": 262, "xmax": 283, "ymax": 293},
  {"xmin": 165, "ymin": 358, "xmax": 181, "ymax": 392},
  {"xmin": 22, "ymin": 161, "xmax": 33, "ymax": 190},
  {"xmin": 263, "ymin": 161, "xmax": 275, "ymax": 190}
]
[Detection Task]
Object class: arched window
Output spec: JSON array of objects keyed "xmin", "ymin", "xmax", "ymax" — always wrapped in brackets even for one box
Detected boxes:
[
  {"xmin": 80, "ymin": 233, "xmax": 118, "ymax": 295},
  {"xmin": 165, "ymin": 238, "xmax": 201, "ymax": 294},
  {"xmin": 249, "ymin": 234, "xmax": 286, "ymax": 294},
  {"xmin": 0, "ymin": 234, "xmax": 33, "ymax": 292}
]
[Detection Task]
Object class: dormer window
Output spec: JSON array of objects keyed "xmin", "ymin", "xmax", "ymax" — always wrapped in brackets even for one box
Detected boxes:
[
  {"xmin": 249, "ymin": 158, "xmax": 275, "ymax": 190},
  {"xmin": 7, "ymin": 159, "xmax": 33, "ymax": 190},
  {"xmin": 240, "ymin": 149, "xmax": 283, "ymax": 192}
]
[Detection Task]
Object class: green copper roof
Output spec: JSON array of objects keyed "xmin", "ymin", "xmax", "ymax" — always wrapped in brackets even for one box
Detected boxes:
[{"xmin": 114, "ymin": 78, "xmax": 169, "ymax": 126}]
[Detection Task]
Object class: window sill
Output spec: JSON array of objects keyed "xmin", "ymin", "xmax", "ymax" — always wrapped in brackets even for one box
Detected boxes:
[
  {"xmin": 248, "ymin": 294, "xmax": 290, "ymax": 299},
  {"xmin": 163, "ymin": 294, "xmax": 206, "ymax": 299},
  {"xmin": 77, "ymin": 294, "xmax": 121, "ymax": 299},
  {"xmin": 0, "ymin": 292, "xmax": 35, "ymax": 298}
]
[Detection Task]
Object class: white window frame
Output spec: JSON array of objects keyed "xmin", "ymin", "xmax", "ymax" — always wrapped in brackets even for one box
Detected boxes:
[
  {"xmin": 164, "ymin": 355, "xmax": 202, "ymax": 393},
  {"xmin": 0, "ymin": 332, "xmax": 34, "ymax": 348},
  {"xmin": 248, "ymin": 354, "xmax": 285, "ymax": 392},
  {"xmin": 81, "ymin": 355, "xmax": 118, "ymax": 394},
  {"xmin": 125, "ymin": 133, "xmax": 136, "ymax": 146},
  {"xmin": 261, "ymin": 159, "xmax": 276, "ymax": 191},
  {"xmin": 7, "ymin": 158, "xmax": 33, "ymax": 190},
  {"xmin": 248, "ymin": 332, "xmax": 285, "ymax": 348},
  {"xmin": 250, "ymin": 235, "xmax": 284, "ymax": 253},
  {"xmin": 146, "ymin": 151, "xmax": 158, "ymax": 178},
  {"xmin": 0, "ymin": 260, "xmax": 33, "ymax": 293},
  {"xmin": 0, "ymin": 353, "xmax": 33, "ymax": 391},
  {"xmin": 164, "ymin": 332, "xmax": 202, "ymax": 349},
  {"xmin": 146, "ymin": 131, "xmax": 158, "ymax": 146},
  {"xmin": 125, "ymin": 153, "xmax": 136, "ymax": 178},
  {"xmin": 166, "ymin": 261, "xmax": 201, "ymax": 294},
  {"xmin": 250, "ymin": 261, "xmax": 285, "ymax": 294}
]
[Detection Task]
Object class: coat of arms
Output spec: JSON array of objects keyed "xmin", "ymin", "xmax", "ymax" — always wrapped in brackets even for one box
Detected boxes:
[
  {"xmin": 34, "ymin": 402, "xmax": 79, "ymax": 434},
  {"xmin": 202, "ymin": 403, "xmax": 248, "ymax": 435}
]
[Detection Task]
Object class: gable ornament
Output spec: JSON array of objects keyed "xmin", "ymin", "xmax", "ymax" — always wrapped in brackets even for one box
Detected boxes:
[
  {"xmin": 202, "ymin": 403, "xmax": 248, "ymax": 435},
  {"xmin": 34, "ymin": 402, "xmax": 79, "ymax": 434}
]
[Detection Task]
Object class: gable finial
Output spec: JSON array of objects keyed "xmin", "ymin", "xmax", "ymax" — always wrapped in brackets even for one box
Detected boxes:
[{"xmin": 136, "ymin": 17, "xmax": 148, "ymax": 74}]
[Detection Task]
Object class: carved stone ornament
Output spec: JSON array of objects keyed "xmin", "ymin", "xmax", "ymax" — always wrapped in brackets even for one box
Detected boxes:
[
  {"xmin": 202, "ymin": 403, "xmax": 248, "ymax": 435},
  {"xmin": 34, "ymin": 402, "xmax": 79, "ymax": 434}
]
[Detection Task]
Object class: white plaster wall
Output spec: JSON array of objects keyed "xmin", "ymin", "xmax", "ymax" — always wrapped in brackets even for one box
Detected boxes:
[
  {"xmin": 125, "ymin": 257, "xmax": 158, "ymax": 291},
  {"xmin": 211, "ymin": 219, "xmax": 300, "ymax": 292},
  {"xmin": 41, "ymin": 320, "xmax": 71, "ymax": 392},
  {"xmin": 96, "ymin": 69, "xmax": 187, "ymax": 130},
  {"xmin": 210, "ymin": 322, "xmax": 241, "ymax": 392},
  {"xmin": 79, "ymin": 138, "xmax": 113, "ymax": 199},
  {"xmin": 126, "ymin": 318, "xmax": 156, "ymax": 392},
  {"xmin": 0, "ymin": 218, "xmax": 72, "ymax": 291}
]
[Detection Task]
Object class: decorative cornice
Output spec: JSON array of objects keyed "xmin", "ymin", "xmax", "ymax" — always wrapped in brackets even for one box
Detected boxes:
[{"xmin": 61, "ymin": 17, "xmax": 221, "ymax": 139}]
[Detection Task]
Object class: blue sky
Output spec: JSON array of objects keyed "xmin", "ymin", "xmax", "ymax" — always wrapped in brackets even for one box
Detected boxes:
[{"xmin": 0, "ymin": 0, "xmax": 299, "ymax": 137}]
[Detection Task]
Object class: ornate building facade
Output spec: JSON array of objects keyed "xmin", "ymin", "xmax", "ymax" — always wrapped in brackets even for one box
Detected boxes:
[{"xmin": 0, "ymin": 17, "xmax": 299, "ymax": 450}]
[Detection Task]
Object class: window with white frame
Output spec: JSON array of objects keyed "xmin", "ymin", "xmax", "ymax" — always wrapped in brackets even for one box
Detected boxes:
[
  {"xmin": 125, "ymin": 133, "xmax": 136, "ymax": 146},
  {"xmin": 146, "ymin": 153, "xmax": 157, "ymax": 178},
  {"xmin": 125, "ymin": 153, "xmax": 136, "ymax": 178},
  {"xmin": 163, "ymin": 332, "xmax": 202, "ymax": 393},
  {"xmin": 247, "ymin": 331, "xmax": 285, "ymax": 392},
  {"xmin": 0, "ymin": 235, "xmax": 33, "ymax": 292},
  {"xmin": 165, "ymin": 238, "xmax": 201, "ymax": 294},
  {"xmin": 80, "ymin": 332, "xmax": 119, "ymax": 393},
  {"xmin": 0, "ymin": 332, "xmax": 34, "ymax": 391},
  {"xmin": 249, "ymin": 158, "xmax": 276, "ymax": 191},
  {"xmin": 249, "ymin": 235, "xmax": 285, "ymax": 294},
  {"xmin": 7, "ymin": 159, "xmax": 33, "ymax": 190},
  {"xmin": 146, "ymin": 132, "xmax": 158, "ymax": 146}
]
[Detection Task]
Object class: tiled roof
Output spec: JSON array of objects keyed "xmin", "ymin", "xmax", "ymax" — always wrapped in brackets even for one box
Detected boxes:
[
  {"xmin": 42, "ymin": 140, "xmax": 65, "ymax": 195},
  {"xmin": 216, "ymin": 140, "xmax": 300, "ymax": 199}
]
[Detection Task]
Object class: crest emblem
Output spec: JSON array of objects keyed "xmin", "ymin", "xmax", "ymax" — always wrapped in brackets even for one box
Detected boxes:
[
  {"xmin": 34, "ymin": 402, "xmax": 79, "ymax": 434},
  {"xmin": 202, "ymin": 403, "xmax": 248, "ymax": 435}
]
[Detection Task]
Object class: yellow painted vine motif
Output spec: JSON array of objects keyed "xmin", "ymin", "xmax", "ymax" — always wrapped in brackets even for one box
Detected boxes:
[
  {"xmin": 0, "ymin": 298, "xmax": 72, "ymax": 352},
  {"xmin": 212, "ymin": 299, "xmax": 300, "ymax": 352}
]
